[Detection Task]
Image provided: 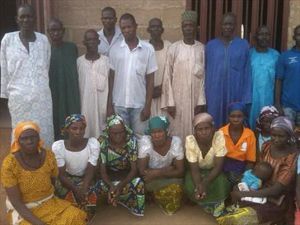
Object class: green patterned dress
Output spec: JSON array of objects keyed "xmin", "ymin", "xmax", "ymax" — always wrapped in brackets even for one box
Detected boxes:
[{"xmin": 97, "ymin": 132, "xmax": 145, "ymax": 216}]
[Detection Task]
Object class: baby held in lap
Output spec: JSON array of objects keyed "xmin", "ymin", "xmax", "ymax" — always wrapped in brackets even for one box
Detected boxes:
[{"xmin": 238, "ymin": 162, "xmax": 273, "ymax": 204}]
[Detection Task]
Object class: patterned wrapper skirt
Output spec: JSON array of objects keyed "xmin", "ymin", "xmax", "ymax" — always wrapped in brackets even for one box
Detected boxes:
[
  {"xmin": 217, "ymin": 191, "xmax": 295, "ymax": 224},
  {"xmin": 145, "ymin": 177, "xmax": 183, "ymax": 215},
  {"xmin": 96, "ymin": 177, "xmax": 145, "ymax": 216},
  {"xmin": 55, "ymin": 175, "xmax": 99, "ymax": 222},
  {"xmin": 185, "ymin": 169, "xmax": 231, "ymax": 217}
]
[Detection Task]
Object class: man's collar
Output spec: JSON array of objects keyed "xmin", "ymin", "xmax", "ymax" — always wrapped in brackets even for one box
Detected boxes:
[
  {"xmin": 99, "ymin": 26, "xmax": 122, "ymax": 38},
  {"xmin": 120, "ymin": 37, "xmax": 142, "ymax": 49},
  {"xmin": 291, "ymin": 45, "xmax": 300, "ymax": 53}
]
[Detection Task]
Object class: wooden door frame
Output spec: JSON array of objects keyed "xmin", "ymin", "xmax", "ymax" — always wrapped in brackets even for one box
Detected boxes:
[
  {"xmin": 186, "ymin": 0, "xmax": 290, "ymax": 51},
  {"xmin": 16, "ymin": 0, "xmax": 57, "ymax": 34}
]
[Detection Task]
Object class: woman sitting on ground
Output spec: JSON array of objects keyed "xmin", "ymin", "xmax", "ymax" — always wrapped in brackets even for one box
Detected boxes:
[
  {"xmin": 52, "ymin": 114, "xmax": 100, "ymax": 221},
  {"xmin": 219, "ymin": 103, "xmax": 256, "ymax": 185},
  {"xmin": 138, "ymin": 116, "xmax": 184, "ymax": 215},
  {"xmin": 185, "ymin": 113, "xmax": 231, "ymax": 217},
  {"xmin": 97, "ymin": 115, "xmax": 145, "ymax": 216},
  {"xmin": 1, "ymin": 121, "xmax": 86, "ymax": 225},
  {"xmin": 254, "ymin": 106, "xmax": 279, "ymax": 153},
  {"xmin": 218, "ymin": 116, "xmax": 298, "ymax": 224}
]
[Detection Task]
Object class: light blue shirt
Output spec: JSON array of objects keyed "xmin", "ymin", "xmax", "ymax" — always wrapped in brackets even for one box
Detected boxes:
[
  {"xmin": 249, "ymin": 48, "xmax": 280, "ymax": 129},
  {"xmin": 242, "ymin": 169, "xmax": 262, "ymax": 190}
]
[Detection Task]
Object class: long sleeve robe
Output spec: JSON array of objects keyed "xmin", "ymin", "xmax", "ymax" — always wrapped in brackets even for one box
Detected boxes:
[
  {"xmin": 205, "ymin": 37, "xmax": 252, "ymax": 129},
  {"xmin": 1, "ymin": 32, "xmax": 54, "ymax": 147},
  {"xmin": 161, "ymin": 40, "xmax": 206, "ymax": 142},
  {"xmin": 49, "ymin": 42, "xmax": 81, "ymax": 140},
  {"xmin": 77, "ymin": 55, "xmax": 109, "ymax": 138},
  {"xmin": 151, "ymin": 40, "xmax": 171, "ymax": 117},
  {"xmin": 249, "ymin": 48, "xmax": 279, "ymax": 129}
]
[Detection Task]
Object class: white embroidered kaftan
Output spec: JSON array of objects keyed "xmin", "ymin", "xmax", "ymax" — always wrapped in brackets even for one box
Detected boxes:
[
  {"xmin": 0, "ymin": 32, "xmax": 54, "ymax": 147},
  {"xmin": 161, "ymin": 40, "xmax": 206, "ymax": 142},
  {"xmin": 151, "ymin": 40, "xmax": 171, "ymax": 117},
  {"xmin": 77, "ymin": 55, "xmax": 109, "ymax": 138}
]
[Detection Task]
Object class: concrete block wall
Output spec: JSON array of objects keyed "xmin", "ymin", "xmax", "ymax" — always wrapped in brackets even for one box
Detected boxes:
[
  {"xmin": 56, "ymin": 0, "xmax": 185, "ymax": 55},
  {"xmin": 287, "ymin": 0, "xmax": 300, "ymax": 49}
]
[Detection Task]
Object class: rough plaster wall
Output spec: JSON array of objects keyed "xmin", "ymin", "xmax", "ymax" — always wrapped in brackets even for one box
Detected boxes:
[
  {"xmin": 287, "ymin": 0, "xmax": 300, "ymax": 49},
  {"xmin": 57, "ymin": 0, "xmax": 185, "ymax": 55}
]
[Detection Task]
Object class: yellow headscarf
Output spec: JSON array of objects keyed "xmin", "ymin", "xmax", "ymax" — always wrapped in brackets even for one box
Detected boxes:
[{"xmin": 11, "ymin": 121, "xmax": 43, "ymax": 153}]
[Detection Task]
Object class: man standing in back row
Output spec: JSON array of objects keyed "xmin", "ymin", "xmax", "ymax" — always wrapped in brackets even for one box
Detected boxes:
[
  {"xmin": 78, "ymin": 30, "xmax": 109, "ymax": 138},
  {"xmin": 1, "ymin": 4, "xmax": 54, "ymax": 147},
  {"xmin": 98, "ymin": 7, "xmax": 123, "ymax": 56},
  {"xmin": 161, "ymin": 11, "xmax": 206, "ymax": 142},
  {"xmin": 48, "ymin": 18, "xmax": 81, "ymax": 140},
  {"xmin": 107, "ymin": 13, "xmax": 157, "ymax": 138},
  {"xmin": 147, "ymin": 18, "xmax": 171, "ymax": 117},
  {"xmin": 205, "ymin": 13, "xmax": 252, "ymax": 129},
  {"xmin": 275, "ymin": 25, "xmax": 300, "ymax": 127}
]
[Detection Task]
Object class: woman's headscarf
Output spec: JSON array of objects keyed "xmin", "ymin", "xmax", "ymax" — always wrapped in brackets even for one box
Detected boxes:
[
  {"xmin": 271, "ymin": 116, "xmax": 295, "ymax": 136},
  {"xmin": 11, "ymin": 121, "xmax": 43, "ymax": 153},
  {"xmin": 228, "ymin": 102, "xmax": 247, "ymax": 115},
  {"xmin": 193, "ymin": 113, "xmax": 214, "ymax": 127},
  {"xmin": 228, "ymin": 102, "xmax": 249, "ymax": 127},
  {"xmin": 105, "ymin": 114, "xmax": 133, "ymax": 135},
  {"xmin": 145, "ymin": 116, "xmax": 170, "ymax": 135},
  {"xmin": 61, "ymin": 114, "xmax": 86, "ymax": 135},
  {"xmin": 270, "ymin": 116, "xmax": 296, "ymax": 143},
  {"xmin": 255, "ymin": 106, "xmax": 279, "ymax": 132}
]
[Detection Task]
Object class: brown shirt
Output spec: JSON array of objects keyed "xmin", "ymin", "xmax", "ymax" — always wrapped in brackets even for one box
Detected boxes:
[{"xmin": 260, "ymin": 141, "xmax": 298, "ymax": 189}]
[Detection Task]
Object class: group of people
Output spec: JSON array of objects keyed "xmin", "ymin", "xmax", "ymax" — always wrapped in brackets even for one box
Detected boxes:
[{"xmin": 1, "ymin": 2, "xmax": 300, "ymax": 225}]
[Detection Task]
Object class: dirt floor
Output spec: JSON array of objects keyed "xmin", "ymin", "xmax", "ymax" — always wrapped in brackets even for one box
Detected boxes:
[{"xmin": 0, "ymin": 98, "xmax": 217, "ymax": 225}]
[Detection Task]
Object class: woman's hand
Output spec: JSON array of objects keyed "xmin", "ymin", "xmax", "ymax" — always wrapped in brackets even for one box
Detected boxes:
[
  {"xmin": 194, "ymin": 182, "xmax": 207, "ymax": 200},
  {"xmin": 231, "ymin": 191, "xmax": 243, "ymax": 204},
  {"xmin": 109, "ymin": 184, "xmax": 123, "ymax": 207},
  {"xmin": 142, "ymin": 169, "xmax": 160, "ymax": 182},
  {"xmin": 73, "ymin": 188, "xmax": 87, "ymax": 205}
]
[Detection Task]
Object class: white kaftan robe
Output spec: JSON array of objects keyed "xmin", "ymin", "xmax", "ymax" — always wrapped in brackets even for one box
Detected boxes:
[
  {"xmin": 151, "ymin": 40, "xmax": 171, "ymax": 117},
  {"xmin": 77, "ymin": 55, "xmax": 109, "ymax": 138},
  {"xmin": 0, "ymin": 32, "xmax": 54, "ymax": 147},
  {"xmin": 161, "ymin": 40, "xmax": 206, "ymax": 143}
]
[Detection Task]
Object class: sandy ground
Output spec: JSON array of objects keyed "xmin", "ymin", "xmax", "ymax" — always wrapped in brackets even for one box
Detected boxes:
[{"xmin": 0, "ymin": 98, "xmax": 217, "ymax": 225}]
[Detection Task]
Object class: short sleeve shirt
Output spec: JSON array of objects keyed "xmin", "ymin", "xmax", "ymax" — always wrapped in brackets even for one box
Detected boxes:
[
  {"xmin": 241, "ymin": 170, "xmax": 262, "ymax": 190},
  {"xmin": 219, "ymin": 124, "xmax": 256, "ymax": 162},
  {"xmin": 109, "ymin": 38, "xmax": 158, "ymax": 108},
  {"xmin": 98, "ymin": 26, "xmax": 123, "ymax": 56},
  {"xmin": 138, "ymin": 135, "xmax": 184, "ymax": 169},
  {"xmin": 52, "ymin": 138, "xmax": 100, "ymax": 176},
  {"xmin": 276, "ymin": 47, "xmax": 300, "ymax": 111},
  {"xmin": 1, "ymin": 148, "xmax": 57, "ymax": 203},
  {"xmin": 185, "ymin": 131, "xmax": 227, "ymax": 169},
  {"xmin": 260, "ymin": 141, "xmax": 298, "ymax": 189}
]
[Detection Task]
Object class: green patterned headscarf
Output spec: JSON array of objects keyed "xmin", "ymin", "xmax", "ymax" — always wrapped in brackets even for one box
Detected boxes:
[
  {"xmin": 181, "ymin": 11, "xmax": 198, "ymax": 23},
  {"xmin": 105, "ymin": 114, "xmax": 133, "ymax": 135},
  {"xmin": 145, "ymin": 116, "xmax": 170, "ymax": 135}
]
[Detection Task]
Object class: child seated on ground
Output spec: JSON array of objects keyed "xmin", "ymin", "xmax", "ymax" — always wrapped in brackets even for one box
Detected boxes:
[{"xmin": 238, "ymin": 162, "xmax": 273, "ymax": 204}]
